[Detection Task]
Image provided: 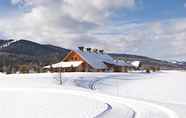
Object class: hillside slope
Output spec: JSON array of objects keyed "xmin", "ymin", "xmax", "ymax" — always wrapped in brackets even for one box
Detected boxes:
[{"xmin": 0, "ymin": 39, "xmax": 69, "ymax": 72}]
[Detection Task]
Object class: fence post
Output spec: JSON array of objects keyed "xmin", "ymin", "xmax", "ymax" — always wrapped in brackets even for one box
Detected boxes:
[{"xmin": 59, "ymin": 67, "xmax": 62, "ymax": 85}]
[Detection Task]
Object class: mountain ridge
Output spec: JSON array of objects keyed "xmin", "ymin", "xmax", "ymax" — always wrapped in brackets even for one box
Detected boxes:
[
  {"xmin": 0, "ymin": 39, "xmax": 185, "ymax": 73},
  {"xmin": 0, "ymin": 39, "xmax": 69, "ymax": 73}
]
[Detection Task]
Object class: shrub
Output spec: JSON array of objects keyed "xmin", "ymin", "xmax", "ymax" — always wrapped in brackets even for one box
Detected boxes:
[
  {"xmin": 19, "ymin": 65, "xmax": 29, "ymax": 73},
  {"xmin": 156, "ymin": 67, "xmax": 160, "ymax": 71},
  {"xmin": 151, "ymin": 67, "xmax": 156, "ymax": 72},
  {"xmin": 124, "ymin": 67, "xmax": 128, "ymax": 73}
]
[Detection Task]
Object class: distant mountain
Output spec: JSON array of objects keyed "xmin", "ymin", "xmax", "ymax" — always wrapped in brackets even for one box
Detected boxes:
[
  {"xmin": 0, "ymin": 39, "xmax": 69, "ymax": 56},
  {"xmin": 0, "ymin": 39, "xmax": 70, "ymax": 73},
  {"xmin": 109, "ymin": 53, "xmax": 186, "ymax": 70},
  {"xmin": 0, "ymin": 39, "xmax": 14, "ymax": 47},
  {"xmin": 168, "ymin": 60, "xmax": 186, "ymax": 65}
]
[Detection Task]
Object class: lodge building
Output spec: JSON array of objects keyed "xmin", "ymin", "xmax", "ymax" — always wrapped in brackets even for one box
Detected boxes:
[{"xmin": 44, "ymin": 47, "xmax": 134, "ymax": 72}]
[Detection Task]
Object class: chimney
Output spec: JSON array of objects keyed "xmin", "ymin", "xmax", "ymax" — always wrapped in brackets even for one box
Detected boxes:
[
  {"xmin": 99, "ymin": 50, "xmax": 104, "ymax": 54},
  {"xmin": 78, "ymin": 46, "xmax": 84, "ymax": 52},
  {"xmin": 93, "ymin": 48, "xmax": 98, "ymax": 53},
  {"xmin": 86, "ymin": 48, "xmax": 91, "ymax": 52}
]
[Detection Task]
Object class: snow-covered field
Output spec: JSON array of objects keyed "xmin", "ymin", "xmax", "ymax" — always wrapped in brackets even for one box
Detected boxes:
[
  {"xmin": 0, "ymin": 71, "xmax": 185, "ymax": 118},
  {"xmin": 0, "ymin": 88, "xmax": 107, "ymax": 118}
]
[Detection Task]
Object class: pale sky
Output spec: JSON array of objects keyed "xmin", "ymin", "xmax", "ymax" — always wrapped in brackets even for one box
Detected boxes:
[{"xmin": 0, "ymin": 0, "xmax": 186, "ymax": 60}]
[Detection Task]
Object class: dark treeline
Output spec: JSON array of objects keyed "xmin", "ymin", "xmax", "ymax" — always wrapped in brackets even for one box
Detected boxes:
[{"xmin": 0, "ymin": 53, "xmax": 66, "ymax": 74}]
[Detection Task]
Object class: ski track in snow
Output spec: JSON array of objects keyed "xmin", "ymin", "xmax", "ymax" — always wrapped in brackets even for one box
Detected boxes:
[
  {"xmin": 73, "ymin": 73, "xmax": 179, "ymax": 118},
  {"xmin": 93, "ymin": 103, "xmax": 112, "ymax": 118},
  {"xmin": 0, "ymin": 88, "xmax": 177, "ymax": 118},
  {"xmin": 1, "ymin": 72, "xmax": 182, "ymax": 118}
]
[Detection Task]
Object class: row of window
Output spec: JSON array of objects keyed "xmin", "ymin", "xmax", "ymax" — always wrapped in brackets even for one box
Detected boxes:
[{"xmin": 71, "ymin": 57, "xmax": 78, "ymax": 61}]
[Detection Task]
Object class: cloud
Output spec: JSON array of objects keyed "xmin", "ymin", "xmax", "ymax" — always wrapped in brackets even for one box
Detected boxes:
[
  {"xmin": 119, "ymin": 19, "xmax": 186, "ymax": 59},
  {"xmin": 82, "ymin": 19, "xmax": 186, "ymax": 60},
  {"xmin": 11, "ymin": 0, "xmax": 55, "ymax": 6},
  {"xmin": 2, "ymin": 0, "xmax": 136, "ymax": 41},
  {"xmin": 11, "ymin": 0, "xmax": 136, "ymax": 23},
  {"xmin": 62, "ymin": 0, "xmax": 135, "ymax": 23},
  {"xmin": 1, "ymin": 0, "xmax": 186, "ymax": 60}
]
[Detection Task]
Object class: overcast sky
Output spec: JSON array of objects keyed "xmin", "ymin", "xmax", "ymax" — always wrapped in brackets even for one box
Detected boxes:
[{"xmin": 0, "ymin": 0, "xmax": 186, "ymax": 60}]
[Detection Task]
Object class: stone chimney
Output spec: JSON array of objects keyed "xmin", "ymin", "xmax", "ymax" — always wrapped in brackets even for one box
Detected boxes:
[
  {"xmin": 86, "ymin": 48, "xmax": 91, "ymax": 52},
  {"xmin": 99, "ymin": 50, "xmax": 104, "ymax": 54},
  {"xmin": 78, "ymin": 46, "xmax": 84, "ymax": 52},
  {"xmin": 93, "ymin": 48, "xmax": 98, "ymax": 53}
]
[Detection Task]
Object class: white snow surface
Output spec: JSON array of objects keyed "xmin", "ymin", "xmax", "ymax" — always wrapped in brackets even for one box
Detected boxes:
[
  {"xmin": 0, "ymin": 73, "xmax": 136, "ymax": 118},
  {"xmin": 0, "ymin": 71, "xmax": 186, "ymax": 118},
  {"xmin": 0, "ymin": 88, "xmax": 106, "ymax": 118},
  {"xmin": 131, "ymin": 61, "xmax": 140, "ymax": 67}
]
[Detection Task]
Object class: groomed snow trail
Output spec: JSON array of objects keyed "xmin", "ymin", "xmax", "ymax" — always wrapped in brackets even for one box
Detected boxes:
[
  {"xmin": 1, "ymin": 72, "xmax": 181, "ymax": 118},
  {"xmin": 32, "ymin": 88, "xmax": 179, "ymax": 118},
  {"xmin": 74, "ymin": 74, "xmax": 179, "ymax": 118},
  {"xmin": 0, "ymin": 88, "xmax": 135, "ymax": 118}
]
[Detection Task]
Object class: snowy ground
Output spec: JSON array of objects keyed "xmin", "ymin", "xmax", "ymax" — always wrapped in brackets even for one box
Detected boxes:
[
  {"xmin": 0, "ymin": 71, "xmax": 185, "ymax": 118},
  {"xmin": 0, "ymin": 88, "xmax": 107, "ymax": 118},
  {"xmin": 93, "ymin": 71, "xmax": 186, "ymax": 118}
]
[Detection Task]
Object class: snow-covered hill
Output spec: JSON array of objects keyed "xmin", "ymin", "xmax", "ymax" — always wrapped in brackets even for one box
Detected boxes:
[{"xmin": 0, "ymin": 39, "xmax": 16, "ymax": 49}]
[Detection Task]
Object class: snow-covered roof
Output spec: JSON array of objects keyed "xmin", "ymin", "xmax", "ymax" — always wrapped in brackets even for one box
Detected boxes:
[
  {"xmin": 44, "ymin": 61, "xmax": 83, "ymax": 68},
  {"xmin": 74, "ymin": 50, "xmax": 112, "ymax": 69},
  {"xmin": 131, "ymin": 61, "xmax": 141, "ymax": 67},
  {"xmin": 74, "ymin": 50, "xmax": 133, "ymax": 69}
]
